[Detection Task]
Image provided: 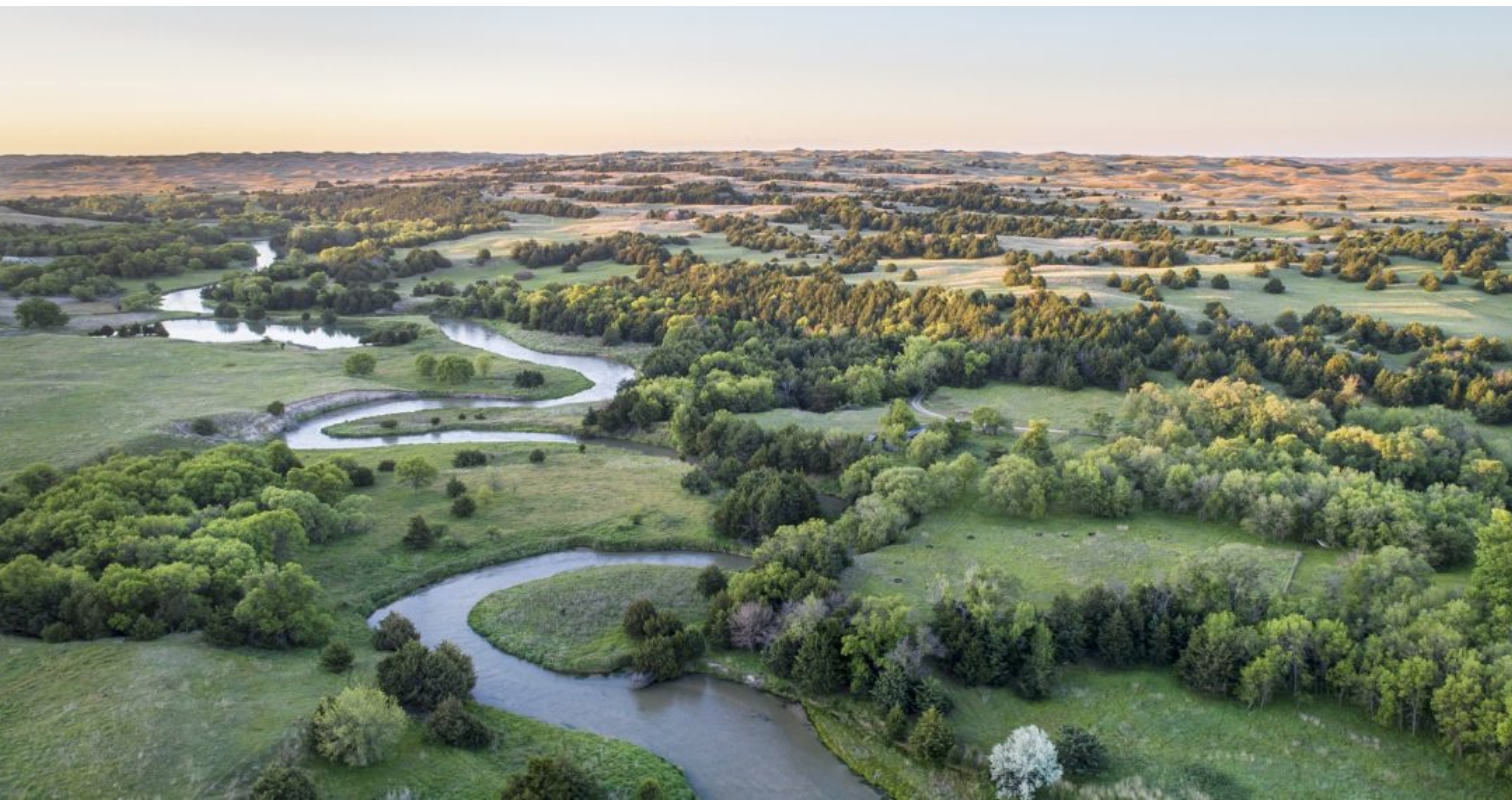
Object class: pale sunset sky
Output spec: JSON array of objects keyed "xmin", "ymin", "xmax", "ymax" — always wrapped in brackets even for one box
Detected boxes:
[{"xmin": 2, "ymin": 7, "xmax": 1509, "ymax": 157}]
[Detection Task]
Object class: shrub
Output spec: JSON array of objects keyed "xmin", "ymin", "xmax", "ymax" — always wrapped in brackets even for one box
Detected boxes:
[
  {"xmin": 377, "ymin": 459, "xmax": 396, "ymax": 472},
  {"xmin": 309, "ymin": 687, "xmax": 407, "ymax": 767},
  {"xmin": 623, "ymin": 599, "xmax": 658, "ymax": 639},
  {"xmin": 884, "ymin": 705, "xmax": 908, "ymax": 742},
  {"xmin": 343, "ymin": 352, "xmax": 377, "ymax": 377},
  {"xmin": 267, "ymin": 400, "xmax": 286, "ymax": 416},
  {"xmin": 451, "ymin": 495, "xmax": 477, "ymax": 518},
  {"xmin": 373, "ymin": 611, "xmax": 419, "ymax": 651},
  {"xmin": 1263, "ymin": 277, "xmax": 1285, "ymax": 294},
  {"xmin": 908, "ymin": 707, "xmax": 954, "ymax": 765},
  {"xmin": 189, "ymin": 417, "xmax": 217, "ymax": 436},
  {"xmin": 414, "ymin": 353, "xmax": 436, "ymax": 378},
  {"xmin": 696, "ymin": 564, "xmax": 728, "ymax": 598},
  {"xmin": 377, "ymin": 640, "xmax": 476, "ymax": 711},
  {"xmin": 319, "ymin": 641, "xmax": 354, "ymax": 673},
  {"xmin": 446, "ymin": 477, "xmax": 467, "ymax": 499},
  {"xmin": 528, "ymin": 449, "xmax": 546, "ymax": 464},
  {"xmin": 513, "ymin": 369, "xmax": 546, "ymax": 388},
  {"xmin": 452, "ymin": 449, "xmax": 488, "ymax": 468},
  {"xmin": 502, "ymin": 756, "xmax": 599, "ymax": 800},
  {"xmin": 1211, "ymin": 274, "xmax": 1230, "ymax": 289},
  {"xmin": 434, "ymin": 355, "xmax": 475, "ymax": 385},
  {"xmin": 250, "ymin": 765, "xmax": 317, "ymax": 800},
  {"xmin": 635, "ymin": 778, "xmax": 663, "ymax": 800},
  {"xmin": 16, "ymin": 298, "xmax": 68, "ymax": 329},
  {"xmin": 380, "ymin": 419, "xmax": 399, "ymax": 430},
  {"xmin": 680, "ymin": 469, "xmax": 713, "ymax": 495},
  {"xmin": 403, "ymin": 515, "xmax": 437, "ymax": 549},
  {"xmin": 425, "ymin": 696, "xmax": 493, "ymax": 749},
  {"xmin": 1055, "ymin": 725, "xmax": 1109, "ymax": 778}
]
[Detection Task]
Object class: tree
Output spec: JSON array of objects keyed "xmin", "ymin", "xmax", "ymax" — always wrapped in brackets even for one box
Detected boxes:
[
  {"xmin": 1211, "ymin": 274, "xmax": 1230, "ymax": 290},
  {"xmin": 343, "ymin": 351, "xmax": 376, "ymax": 377},
  {"xmin": 696, "ymin": 565, "xmax": 727, "ymax": 598},
  {"xmin": 434, "ymin": 355, "xmax": 475, "ymax": 385},
  {"xmin": 310, "ymin": 686, "xmax": 407, "ymax": 767},
  {"xmin": 446, "ymin": 476, "xmax": 468, "ymax": 499},
  {"xmin": 1054, "ymin": 725, "xmax": 1107, "ymax": 778},
  {"xmin": 501, "ymin": 755, "xmax": 601, "ymax": 800},
  {"xmin": 475, "ymin": 247, "xmax": 492, "ymax": 265},
  {"xmin": 15, "ymin": 298, "xmax": 67, "ymax": 329},
  {"xmin": 1471, "ymin": 509, "xmax": 1512, "ymax": 632},
  {"xmin": 622, "ymin": 598, "xmax": 659, "ymax": 639},
  {"xmin": 233, "ymin": 563, "xmax": 331, "ymax": 649},
  {"xmin": 474, "ymin": 354, "xmax": 493, "ymax": 378},
  {"xmin": 514, "ymin": 369, "xmax": 545, "ymax": 388},
  {"xmin": 373, "ymin": 611, "xmax": 419, "ymax": 650},
  {"xmin": 415, "ymin": 353, "xmax": 437, "ymax": 378},
  {"xmin": 250, "ymin": 765, "xmax": 318, "ymax": 800},
  {"xmin": 395, "ymin": 457, "xmax": 438, "ymax": 490},
  {"xmin": 403, "ymin": 515, "xmax": 437, "ymax": 549},
  {"xmin": 377, "ymin": 639, "xmax": 476, "ymax": 711},
  {"xmin": 909, "ymin": 706, "xmax": 955, "ymax": 765},
  {"xmin": 451, "ymin": 495, "xmax": 477, "ymax": 518},
  {"xmin": 980, "ymin": 455, "xmax": 1050, "ymax": 519},
  {"xmin": 1012, "ymin": 419, "xmax": 1055, "ymax": 466},
  {"xmin": 907, "ymin": 429, "xmax": 951, "ymax": 467},
  {"xmin": 529, "ymin": 449, "xmax": 546, "ymax": 464},
  {"xmin": 319, "ymin": 641, "xmax": 354, "ymax": 673},
  {"xmin": 989, "ymin": 725, "xmax": 1062, "ymax": 800},
  {"xmin": 1263, "ymin": 277, "xmax": 1286, "ymax": 294},
  {"xmin": 971, "ymin": 406, "xmax": 1005, "ymax": 435},
  {"xmin": 712, "ymin": 467, "xmax": 820, "ymax": 542}
]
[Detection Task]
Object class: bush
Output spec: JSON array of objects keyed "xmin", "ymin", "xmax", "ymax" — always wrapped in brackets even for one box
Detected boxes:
[
  {"xmin": 319, "ymin": 641, "xmax": 354, "ymax": 673},
  {"xmin": 635, "ymin": 778, "xmax": 663, "ymax": 800},
  {"xmin": 908, "ymin": 706, "xmax": 954, "ymax": 765},
  {"xmin": 309, "ymin": 687, "xmax": 407, "ymax": 767},
  {"xmin": 250, "ymin": 765, "xmax": 318, "ymax": 800},
  {"xmin": 267, "ymin": 400, "xmax": 286, "ymax": 416},
  {"xmin": 453, "ymin": 449, "xmax": 488, "ymax": 468},
  {"xmin": 623, "ymin": 599, "xmax": 658, "ymax": 639},
  {"xmin": 529, "ymin": 449, "xmax": 546, "ymax": 464},
  {"xmin": 190, "ymin": 417, "xmax": 217, "ymax": 436},
  {"xmin": 451, "ymin": 495, "xmax": 477, "ymax": 518},
  {"xmin": 513, "ymin": 369, "xmax": 546, "ymax": 388},
  {"xmin": 343, "ymin": 351, "xmax": 377, "ymax": 377},
  {"xmin": 680, "ymin": 469, "xmax": 713, "ymax": 495},
  {"xmin": 1263, "ymin": 277, "xmax": 1285, "ymax": 294},
  {"xmin": 1210, "ymin": 274, "xmax": 1230, "ymax": 289},
  {"xmin": 373, "ymin": 611, "xmax": 419, "ymax": 651},
  {"xmin": 696, "ymin": 564, "xmax": 728, "ymax": 598},
  {"xmin": 380, "ymin": 419, "xmax": 399, "ymax": 430},
  {"xmin": 403, "ymin": 515, "xmax": 437, "ymax": 549},
  {"xmin": 414, "ymin": 353, "xmax": 437, "ymax": 377},
  {"xmin": 1055, "ymin": 725, "xmax": 1109, "ymax": 778},
  {"xmin": 446, "ymin": 477, "xmax": 467, "ymax": 498},
  {"xmin": 502, "ymin": 756, "xmax": 600, "ymax": 800},
  {"xmin": 425, "ymin": 696, "xmax": 493, "ymax": 749},
  {"xmin": 377, "ymin": 459, "xmax": 396, "ymax": 472},
  {"xmin": 15, "ymin": 297, "xmax": 68, "ymax": 329},
  {"xmin": 377, "ymin": 640, "xmax": 477, "ymax": 711}
]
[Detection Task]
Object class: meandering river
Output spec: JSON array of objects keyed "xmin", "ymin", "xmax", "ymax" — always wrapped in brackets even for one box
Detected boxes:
[
  {"xmin": 283, "ymin": 319, "xmax": 635, "ymax": 449},
  {"xmin": 193, "ymin": 307, "xmax": 874, "ymax": 796},
  {"xmin": 372, "ymin": 551, "xmax": 877, "ymax": 800}
]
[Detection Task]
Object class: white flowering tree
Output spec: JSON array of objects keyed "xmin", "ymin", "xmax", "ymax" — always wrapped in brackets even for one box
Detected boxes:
[{"xmin": 989, "ymin": 724, "xmax": 1062, "ymax": 800}]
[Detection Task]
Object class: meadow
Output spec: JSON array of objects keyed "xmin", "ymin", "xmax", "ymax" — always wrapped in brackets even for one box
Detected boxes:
[{"xmin": 471, "ymin": 564, "xmax": 707, "ymax": 674}]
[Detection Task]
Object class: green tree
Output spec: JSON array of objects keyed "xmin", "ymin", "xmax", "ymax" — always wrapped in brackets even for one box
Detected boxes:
[
  {"xmin": 427, "ymin": 696, "xmax": 493, "ymax": 749},
  {"xmin": 979, "ymin": 455, "xmax": 1051, "ymax": 519},
  {"xmin": 395, "ymin": 456, "xmax": 438, "ymax": 490},
  {"xmin": 250, "ymin": 765, "xmax": 318, "ymax": 800},
  {"xmin": 1012, "ymin": 419, "xmax": 1055, "ymax": 466},
  {"xmin": 319, "ymin": 641, "xmax": 354, "ymax": 673},
  {"xmin": 434, "ymin": 355, "xmax": 476, "ymax": 385},
  {"xmin": 372, "ymin": 610, "xmax": 419, "ymax": 651},
  {"xmin": 233, "ymin": 563, "xmax": 331, "ymax": 649},
  {"xmin": 501, "ymin": 755, "xmax": 601, "ymax": 800},
  {"xmin": 908, "ymin": 706, "xmax": 955, "ymax": 765},
  {"xmin": 970, "ymin": 406, "xmax": 1005, "ymax": 435},
  {"xmin": 474, "ymin": 354, "xmax": 493, "ymax": 378},
  {"xmin": 403, "ymin": 514, "xmax": 437, "ymax": 549},
  {"xmin": 343, "ymin": 351, "xmax": 376, "ymax": 377},
  {"xmin": 310, "ymin": 686, "xmax": 407, "ymax": 767},
  {"xmin": 415, "ymin": 353, "xmax": 437, "ymax": 378},
  {"xmin": 15, "ymin": 297, "xmax": 67, "ymax": 329}
]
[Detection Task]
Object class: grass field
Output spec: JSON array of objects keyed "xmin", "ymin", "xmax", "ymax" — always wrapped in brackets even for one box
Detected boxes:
[
  {"xmin": 481, "ymin": 319, "xmax": 655, "ymax": 368},
  {"xmin": 843, "ymin": 507, "xmax": 1327, "ymax": 607},
  {"xmin": 470, "ymin": 564, "xmax": 707, "ymax": 674},
  {"xmin": 0, "ymin": 321, "xmax": 588, "ymax": 478},
  {"xmin": 296, "ymin": 442, "xmax": 730, "ymax": 610},
  {"xmin": 322, "ymin": 401, "xmax": 593, "ymax": 439},
  {"xmin": 0, "ymin": 633, "xmax": 693, "ymax": 799},
  {"xmin": 944, "ymin": 666, "xmax": 1507, "ymax": 799},
  {"xmin": 851, "ymin": 256, "xmax": 1512, "ymax": 340}
]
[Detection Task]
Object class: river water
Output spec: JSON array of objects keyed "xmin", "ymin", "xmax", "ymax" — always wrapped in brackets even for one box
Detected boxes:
[
  {"xmin": 283, "ymin": 319, "xmax": 635, "ymax": 449},
  {"xmin": 371, "ymin": 550, "xmax": 877, "ymax": 800},
  {"xmin": 159, "ymin": 239, "xmax": 276, "ymax": 314}
]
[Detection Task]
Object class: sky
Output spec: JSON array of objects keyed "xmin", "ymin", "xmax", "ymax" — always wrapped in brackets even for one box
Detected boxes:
[{"xmin": 2, "ymin": 7, "xmax": 1510, "ymax": 158}]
